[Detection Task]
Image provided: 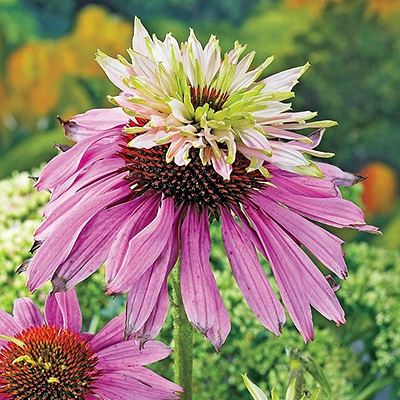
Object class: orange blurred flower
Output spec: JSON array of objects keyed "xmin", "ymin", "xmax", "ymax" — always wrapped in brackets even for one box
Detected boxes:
[{"xmin": 359, "ymin": 162, "xmax": 398, "ymax": 216}]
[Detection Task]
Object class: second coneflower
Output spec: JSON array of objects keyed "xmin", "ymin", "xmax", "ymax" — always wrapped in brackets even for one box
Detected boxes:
[{"xmin": 22, "ymin": 18, "xmax": 378, "ymax": 351}]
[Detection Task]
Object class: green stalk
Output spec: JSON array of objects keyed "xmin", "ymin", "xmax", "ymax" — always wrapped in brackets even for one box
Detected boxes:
[
  {"xmin": 288, "ymin": 349, "xmax": 305, "ymax": 400},
  {"xmin": 172, "ymin": 259, "xmax": 194, "ymax": 399}
]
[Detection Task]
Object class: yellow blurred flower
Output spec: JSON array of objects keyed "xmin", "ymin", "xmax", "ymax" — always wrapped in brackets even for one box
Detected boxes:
[
  {"xmin": 5, "ymin": 5, "xmax": 132, "ymax": 123},
  {"xmin": 7, "ymin": 41, "xmax": 62, "ymax": 120},
  {"xmin": 59, "ymin": 5, "xmax": 132, "ymax": 78}
]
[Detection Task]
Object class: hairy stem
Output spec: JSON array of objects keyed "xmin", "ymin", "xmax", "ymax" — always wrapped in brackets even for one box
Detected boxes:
[{"xmin": 172, "ymin": 259, "xmax": 194, "ymax": 399}]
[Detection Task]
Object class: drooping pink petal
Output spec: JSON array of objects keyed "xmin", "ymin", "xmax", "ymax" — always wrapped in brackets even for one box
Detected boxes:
[
  {"xmin": 180, "ymin": 205, "xmax": 218, "ymax": 334},
  {"xmin": 44, "ymin": 289, "xmax": 82, "ymax": 332},
  {"xmin": 268, "ymin": 165, "xmax": 339, "ymax": 198},
  {"xmin": 46, "ymin": 156, "xmax": 125, "ymax": 212},
  {"xmin": 266, "ymin": 185, "xmax": 372, "ymax": 229},
  {"xmin": 35, "ymin": 127, "xmax": 122, "ymax": 191},
  {"xmin": 106, "ymin": 196, "xmax": 175, "ymax": 294},
  {"xmin": 12, "ymin": 298, "xmax": 44, "ymax": 329},
  {"xmin": 51, "ymin": 198, "xmax": 146, "ymax": 292},
  {"xmin": 246, "ymin": 204, "xmax": 345, "ymax": 341},
  {"xmin": 120, "ymin": 366, "xmax": 182, "ymax": 396},
  {"xmin": 36, "ymin": 170, "xmax": 125, "ymax": 240},
  {"xmin": 252, "ymin": 195, "xmax": 348, "ymax": 279},
  {"xmin": 105, "ymin": 193, "xmax": 161, "ymax": 287},
  {"xmin": 204, "ymin": 282, "xmax": 231, "ymax": 352},
  {"xmin": 27, "ymin": 181, "xmax": 130, "ymax": 291},
  {"xmin": 125, "ymin": 222, "xmax": 179, "ymax": 338},
  {"xmin": 130, "ymin": 280, "xmax": 170, "ymax": 348},
  {"xmin": 124, "ymin": 263, "xmax": 168, "ymax": 336},
  {"xmin": 221, "ymin": 208, "xmax": 285, "ymax": 335},
  {"xmin": 129, "ymin": 222, "xmax": 180, "ymax": 345}
]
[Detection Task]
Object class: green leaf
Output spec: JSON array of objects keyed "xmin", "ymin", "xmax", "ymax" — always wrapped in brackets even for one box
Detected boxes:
[
  {"xmin": 242, "ymin": 374, "xmax": 269, "ymax": 400},
  {"xmin": 300, "ymin": 354, "xmax": 332, "ymax": 399},
  {"xmin": 285, "ymin": 379, "xmax": 296, "ymax": 400}
]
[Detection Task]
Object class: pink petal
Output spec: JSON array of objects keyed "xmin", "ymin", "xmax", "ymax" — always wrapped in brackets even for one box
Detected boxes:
[
  {"xmin": 35, "ymin": 128, "xmax": 121, "ymax": 191},
  {"xmin": 36, "ymin": 171, "xmax": 123, "ymax": 240},
  {"xmin": 221, "ymin": 208, "xmax": 286, "ymax": 335},
  {"xmin": 44, "ymin": 289, "xmax": 82, "ymax": 332},
  {"xmin": 106, "ymin": 197, "xmax": 175, "ymax": 294},
  {"xmin": 246, "ymin": 204, "xmax": 345, "ymax": 342},
  {"xmin": 180, "ymin": 206, "xmax": 217, "ymax": 334},
  {"xmin": 95, "ymin": 370, "xmax": 180, "ymax": 400},
  {"xmin": 89, "ymin": 313, "xmax": 126, "ymax": 352},
  {"xmin": 51, "ymin": 199, "xmax": 142, "ymax": 292},
  {"xmin": 118, "ymin": 366, "xmax": 182, "ymax": 395},
  {"xmin": 105, "ymin": 193, "xmax": 161, "ymax": 287},
  {"xmin": 96, "ymin": 340, "xmax": 173, "ymax": 367},
  {"xmin": 264, "ymin": 126, "xmax": 313, "ymax": 142},
  {"xmin": 61, "ymin": 108, "xmax": 128, "ymax": 141},
  {"xmin": 266, "ymin": 187, "xmax": 369, "ymax": 229},
  {"xmin": 210, "ymin": 151, "xmax": 233, "ymax": 180},
  {"xmin": 290, "ymin": 128, "xmax": 325, "ymax": 150},
  {"xmin": 124, "ymin": 262, "xmax": 169, "ymax": 336},
  {"xmin": 317, "ymin": 162, "xmax": 366, "ymax": 187},
  {"xmin": 268, "ymin": 165, "xmax": 338, "ymax": 198},
  {"xmin": 27, "ymin": 181, "xmax": 130, "ymax": 291},
  {"xmin": 252, "ymin": 194, "xmax": 348, "ymax": 279},
  {"xmin": 131, "ymin": 280, "xmax": 170, "ymax": 348},
  {"xmin": 204, "ymin": 283, "xmax": 231, "ymax": 352},
  {"xmin": 43, "ymin": 157, "xmax": 125, "ymax": 218},
  {"xmin": 12, "ymin": 298, "xmax": 44, "ymax": 329},
  {"xmin": 130, "ymin": 228, "xmax": 179, "ymax": 346},
  {"xmin": 0, "ymin": 309, "xmax": 22, "ymax": 338}
]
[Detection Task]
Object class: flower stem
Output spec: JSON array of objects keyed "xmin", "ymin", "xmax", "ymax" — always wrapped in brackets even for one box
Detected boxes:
[
  {"xmin": 172, "ymin": 259, "xmax": 193, "ymax": 400},
  {"xmin": 288, "ymin": 349, "xmax": 305, "ymax": 400}
]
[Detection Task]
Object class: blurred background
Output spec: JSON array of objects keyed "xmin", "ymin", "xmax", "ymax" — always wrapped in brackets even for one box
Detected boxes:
[{"xmin": 1, "ymin": 0, "xmax": 400, "ymax": 398}]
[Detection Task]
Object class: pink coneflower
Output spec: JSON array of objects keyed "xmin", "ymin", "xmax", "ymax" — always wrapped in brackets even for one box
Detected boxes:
[
  {"xmin": 22, "ymin": 18, "xmax": 378, "ymax": 350},
  {"xmin": 0, "ymin": 289, "xmax": 181, "ymax": 399}
]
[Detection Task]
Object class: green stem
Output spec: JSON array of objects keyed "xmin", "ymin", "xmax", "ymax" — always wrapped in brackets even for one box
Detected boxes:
[
  {"xmin": 172, "ymin": 259, "xmax": 194, "ymax": 400},
  {"xmin": 288, "ymin": 348, "xmax": 305, "ymax": 400}
]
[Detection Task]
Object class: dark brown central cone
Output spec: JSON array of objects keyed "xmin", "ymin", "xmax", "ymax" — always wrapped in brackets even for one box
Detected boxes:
[
  {"xmin": 0, "ymin": 325, "xmax": 101, "ymax": 400},
  {"xmin": 119, "ymin": 120, "xmax": 268, "ymax": 215},
  {"xmin": 190, "ymin": 85, "xmax": 229, "ymax": 111}
]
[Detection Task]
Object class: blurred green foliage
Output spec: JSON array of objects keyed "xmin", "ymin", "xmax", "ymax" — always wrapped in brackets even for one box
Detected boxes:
[
  {"xmin": 283, "ymin": 0, "xmax": 400, "ymax": 174},
  {"xmin": 1, "ymin": 170, "xmax": 398, "ymax": 399}
]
